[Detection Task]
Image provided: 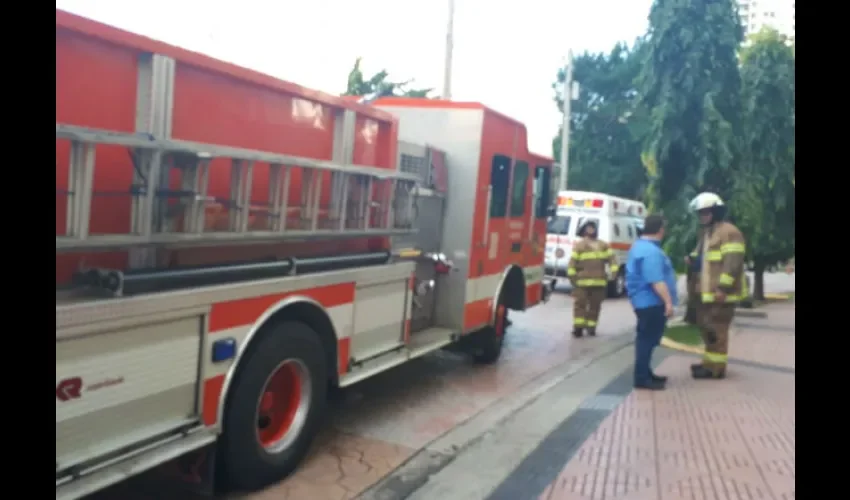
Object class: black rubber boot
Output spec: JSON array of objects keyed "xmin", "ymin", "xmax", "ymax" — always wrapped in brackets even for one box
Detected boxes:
[
  {"xmin": 572, "ymin": 327, "xmax": 584, "ymax": 338},
  {"xmin": 651, "ymin": 372, "xmax": 668, "ymax": 383},
  {"xmin": 691, "ymin": 365, "xmax": 725, "ymax": 379},
  {"xmin": 586, "ymin": 328, "xmax": 596, "ymax": 337},
  {"xmin": 634, "ymin": 379, "xmax": 666, "ymax": 390}
]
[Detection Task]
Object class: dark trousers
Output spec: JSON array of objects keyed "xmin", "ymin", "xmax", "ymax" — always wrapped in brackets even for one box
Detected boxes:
[{"xmin": 634, "ymin": 305, "xmax": 667, "ymax": 384}]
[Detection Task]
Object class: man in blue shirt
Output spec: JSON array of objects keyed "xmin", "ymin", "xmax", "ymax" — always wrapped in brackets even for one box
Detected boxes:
[{"xmin": 625, "ymin": 214, "xmax": 678, "ymax": 390}]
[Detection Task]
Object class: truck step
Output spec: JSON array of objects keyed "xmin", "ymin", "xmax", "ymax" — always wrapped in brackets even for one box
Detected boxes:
[{"xmin": 56, "ymin": 426, "xmax": 216, "ymax": 500}]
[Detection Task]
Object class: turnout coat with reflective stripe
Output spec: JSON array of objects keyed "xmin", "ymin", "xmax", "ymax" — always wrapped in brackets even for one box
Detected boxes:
[
  {"xmin": 693, "ymin": 221, "xmax": 747, "ymax": 303},
  {"xmin": 567, "ymin": 238, "xmax": 618, "ymax": 287}
]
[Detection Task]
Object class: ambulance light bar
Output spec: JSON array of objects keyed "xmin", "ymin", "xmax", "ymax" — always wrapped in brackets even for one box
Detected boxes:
[{"xmin": 557, "ymin": 196, "xmax": 604, "ymax": 208}]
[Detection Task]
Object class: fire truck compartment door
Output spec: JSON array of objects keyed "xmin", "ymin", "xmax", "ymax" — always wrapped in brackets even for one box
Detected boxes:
[
  {"xmin": 350, "ymin": 277, "xmax": 408, "ymax": 361},
  {"xmin": 56, "ymin": 308, "xmax": 205, "ymax": 474}
]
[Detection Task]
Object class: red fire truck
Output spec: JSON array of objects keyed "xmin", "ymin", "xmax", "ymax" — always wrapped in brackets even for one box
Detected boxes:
[{"xmin": 55, "ymin": 9, "xmax": 554, "ymax": 499}]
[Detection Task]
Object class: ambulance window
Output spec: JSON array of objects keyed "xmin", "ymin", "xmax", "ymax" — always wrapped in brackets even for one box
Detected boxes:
[
  {"xmin": 510, "ymin": 161, "xmax": 529, "ymax": 217},
  {"xmin": 613, "ymin": 224, "xmax": 621, "ymax": 237},
  {"xmin": 547, "ymin": 215, "xmax": 571, "ymax": 235},
  {"xmin": 627, "ymin": 225, "xmax": 634, "ymax": 239},
  {"xmin": 489, "ymin": 155, "xmax": 512, "ymax": 218},
  {"xmin": 533, "ymin": 165, "xmax": 552, "ymax": 218}
]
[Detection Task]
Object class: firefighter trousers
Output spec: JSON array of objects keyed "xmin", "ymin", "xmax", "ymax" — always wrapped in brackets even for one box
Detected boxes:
[
  {"xmin": 573, "ymin": 286, "xmax": 606, "ymax": 329},
  {"xmin": 696, "ymin": 303, "xmax": 736, "ymax": 376}
]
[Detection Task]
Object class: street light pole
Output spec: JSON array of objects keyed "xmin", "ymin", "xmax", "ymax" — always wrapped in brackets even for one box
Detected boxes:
[
  {"xmin": 442, "ymin": 0, "xmax": 455, "ymax": 99},
  {"xmin": 558, "ymin": 49, "xmax": 574, "ymax": 192}
]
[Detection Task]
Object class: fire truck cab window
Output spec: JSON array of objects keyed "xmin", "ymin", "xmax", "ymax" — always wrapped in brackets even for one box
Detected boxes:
[
  {"xmin": 489, "ymin": 155, "xmax": 512, "ymax": 218},
  {"xmin": 510, "ymin": 161, "xmax": 529, "ymax": 217},
  {"xmin": 533, "ymin": 165, "xmax": 552, "ymax": 218}
]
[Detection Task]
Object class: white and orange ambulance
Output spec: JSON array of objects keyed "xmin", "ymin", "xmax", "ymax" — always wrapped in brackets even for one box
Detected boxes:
[{"xmin": 544, "ymin": 191, "xmax": 647, "ymax": 297}]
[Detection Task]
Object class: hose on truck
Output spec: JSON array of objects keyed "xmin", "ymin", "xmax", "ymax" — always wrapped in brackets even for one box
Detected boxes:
[{"xmin": 71, "ymin": 251, "xmax": 391, "ymax": 297}]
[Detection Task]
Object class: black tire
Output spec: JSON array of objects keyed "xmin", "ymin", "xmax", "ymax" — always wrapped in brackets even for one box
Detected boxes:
[
  {"xmin": 218, "ymin": 321, "xmax": 328, "ymax": 492},
  {"xmin": 471, "ymin": 301, "xmax": 508, "ymax": 364},
  {"xmin": 607, "ymin": 270, "xmax": 626, "ymax": 298}
]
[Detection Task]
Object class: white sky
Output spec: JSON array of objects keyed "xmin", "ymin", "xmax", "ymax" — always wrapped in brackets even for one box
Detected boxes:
[{"xmin": 56, "ymin": 0, "xmax": 651, "ymax": 156}]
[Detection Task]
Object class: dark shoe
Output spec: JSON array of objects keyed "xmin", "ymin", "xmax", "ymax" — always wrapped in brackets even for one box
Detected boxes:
[
  {"xmin": 586, "ymin": 328, "xmax": 597, "ymax": 337},
  {"xmin": 572, "ymin": 327, "xmax": 584, "ymax": 338},
  {"xmin": 690, "ymin": 363, "xmax": 702, "ymax": 373},
  {"xmin": 634, "ymin": 379, "xmax": 666, "ymax": 390},
  {"xmin": 650, "ymin": 372, "xmax": 668, "ymax": 383},
  {"xmin": 691, "ymin": 366, "xmax": 726, "ymax": 379},
  {"xmin": 506, "ymin": 318, "xmax": 513, "ymax": 327}
]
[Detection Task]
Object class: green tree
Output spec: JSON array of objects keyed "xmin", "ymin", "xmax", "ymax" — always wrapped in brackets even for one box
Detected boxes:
[
  {"xmin": 343, "ymin": 57, "xmax": 434, "ymax": 98},
  {"xmin": 552, "ymin": 41, "xmax": 649, "ymax": 199},
  {"xmin": 731, "ymin": 28, "xmax": 795, "ymax": 300},
  {"xmin": 638, "ymin": 0, "xmax": 744, "ymax": 262}
]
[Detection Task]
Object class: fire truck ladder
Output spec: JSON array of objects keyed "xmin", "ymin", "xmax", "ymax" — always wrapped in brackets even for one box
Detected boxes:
[{"xmin": 56, "ymin": 124, "xmax": 420, "ymax": 252}]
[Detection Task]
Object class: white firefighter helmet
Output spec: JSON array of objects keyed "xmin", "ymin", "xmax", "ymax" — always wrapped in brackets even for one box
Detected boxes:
[{"xmin": 689, "ymin": 192, "xmax": 725, "ymax": 212}]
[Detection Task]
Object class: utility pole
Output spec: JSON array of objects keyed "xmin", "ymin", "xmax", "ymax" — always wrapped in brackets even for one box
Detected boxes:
[
  {"xmin": 558, "ymin": 49, "xmax": 574, "ymax": 192},
  {"xmin": 442, "ymin": 0, "xmax": 455, "ymax": 99}
]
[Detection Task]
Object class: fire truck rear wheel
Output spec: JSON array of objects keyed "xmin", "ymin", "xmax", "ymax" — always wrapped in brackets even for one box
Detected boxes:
[
  {"xmin": 218, "ymin": 320, "xmax": 328, "ymax": 492},
  {"xmin": 472, "ymin": 302, "xmax": 508, "ymax": 364}
]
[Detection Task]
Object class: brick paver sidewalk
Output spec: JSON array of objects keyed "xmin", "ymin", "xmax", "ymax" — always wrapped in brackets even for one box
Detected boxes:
[{"xmin": 538, "ymin": 309, "xmax": 795, "ymax": 500}]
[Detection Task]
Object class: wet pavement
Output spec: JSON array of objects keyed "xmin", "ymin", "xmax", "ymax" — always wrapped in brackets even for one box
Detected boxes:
[
  {"xmin": 84, "ymin": 274, "xmax": 795, "ymax": 500},
  {"xmin": 233, "ymin": 293, "xmax": 639, "ymax": 500},
  {"xmin": 89, "ymin": 291, "xmax": 641, "ymax": 500},
  {"xmin": 403, "ymin": 301, "xmax": 795, "ymax": 500}
]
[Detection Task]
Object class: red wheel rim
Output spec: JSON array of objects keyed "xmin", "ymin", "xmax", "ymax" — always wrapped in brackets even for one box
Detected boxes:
[
  {"xmin": 255, "ymin": 359, "xmax": 311, "ymax": 453},
  {"xmin": 495, "ymin": 305, "xmax": 507, "ymax": 337}
]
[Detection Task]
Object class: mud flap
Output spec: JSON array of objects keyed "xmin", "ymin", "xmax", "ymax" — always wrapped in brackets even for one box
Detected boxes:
[{"xmin": 155, "ymin": 444, "xmax": 217, "ymax": 497}]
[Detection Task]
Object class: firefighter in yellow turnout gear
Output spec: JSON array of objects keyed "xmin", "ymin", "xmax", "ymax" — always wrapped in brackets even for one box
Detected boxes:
[
  {"xmin": 686, "ymin": 192, "xmax": 747, "ymax": 379},
  {"xmin": 567, "ymin": 220, "xmax": 618, "ymax": 337}
]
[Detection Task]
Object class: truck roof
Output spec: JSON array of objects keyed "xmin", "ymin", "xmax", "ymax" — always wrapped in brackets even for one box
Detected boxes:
[
  {"xmin": 56, "ymin": 9, "xmax": 397, "ymax": 125},
  {"xmin": 374, "ymin": 97, "xmax": 554, "ymax": 160}
]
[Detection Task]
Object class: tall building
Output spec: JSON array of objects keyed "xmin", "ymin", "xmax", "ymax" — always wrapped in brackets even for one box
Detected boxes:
[{"xmin": 737, "ymin": 0, "xmax": 795, "ymax": 43}]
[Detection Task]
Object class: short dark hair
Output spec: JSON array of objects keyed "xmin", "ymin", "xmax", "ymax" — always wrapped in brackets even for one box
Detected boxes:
[{"xmin": 642, "ymin": 214, "xmax": 666, "ymax": 235}]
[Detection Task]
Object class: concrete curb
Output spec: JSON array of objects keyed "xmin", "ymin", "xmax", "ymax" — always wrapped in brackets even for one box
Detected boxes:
[
  {"xmin": 735, "ymin": 309, "xmax": 768, "ymax": 319},
  {"xmin": 660, "ymin": 337, "xmax": 704, "ymax": 355},
  {"xmin": 661, "ymin": 302, "xmax": 785, "ymax": 356},
  {"xmin": 358, "ymin": 334, "xmax": 636, "ymax": 500},
  {"xmin": 672, "ymin": 305, "xmax": 773, "ymax": 323},
  {"xmin": 362, "ymin": 288, "xmax": 792, "ymax": 499}
]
